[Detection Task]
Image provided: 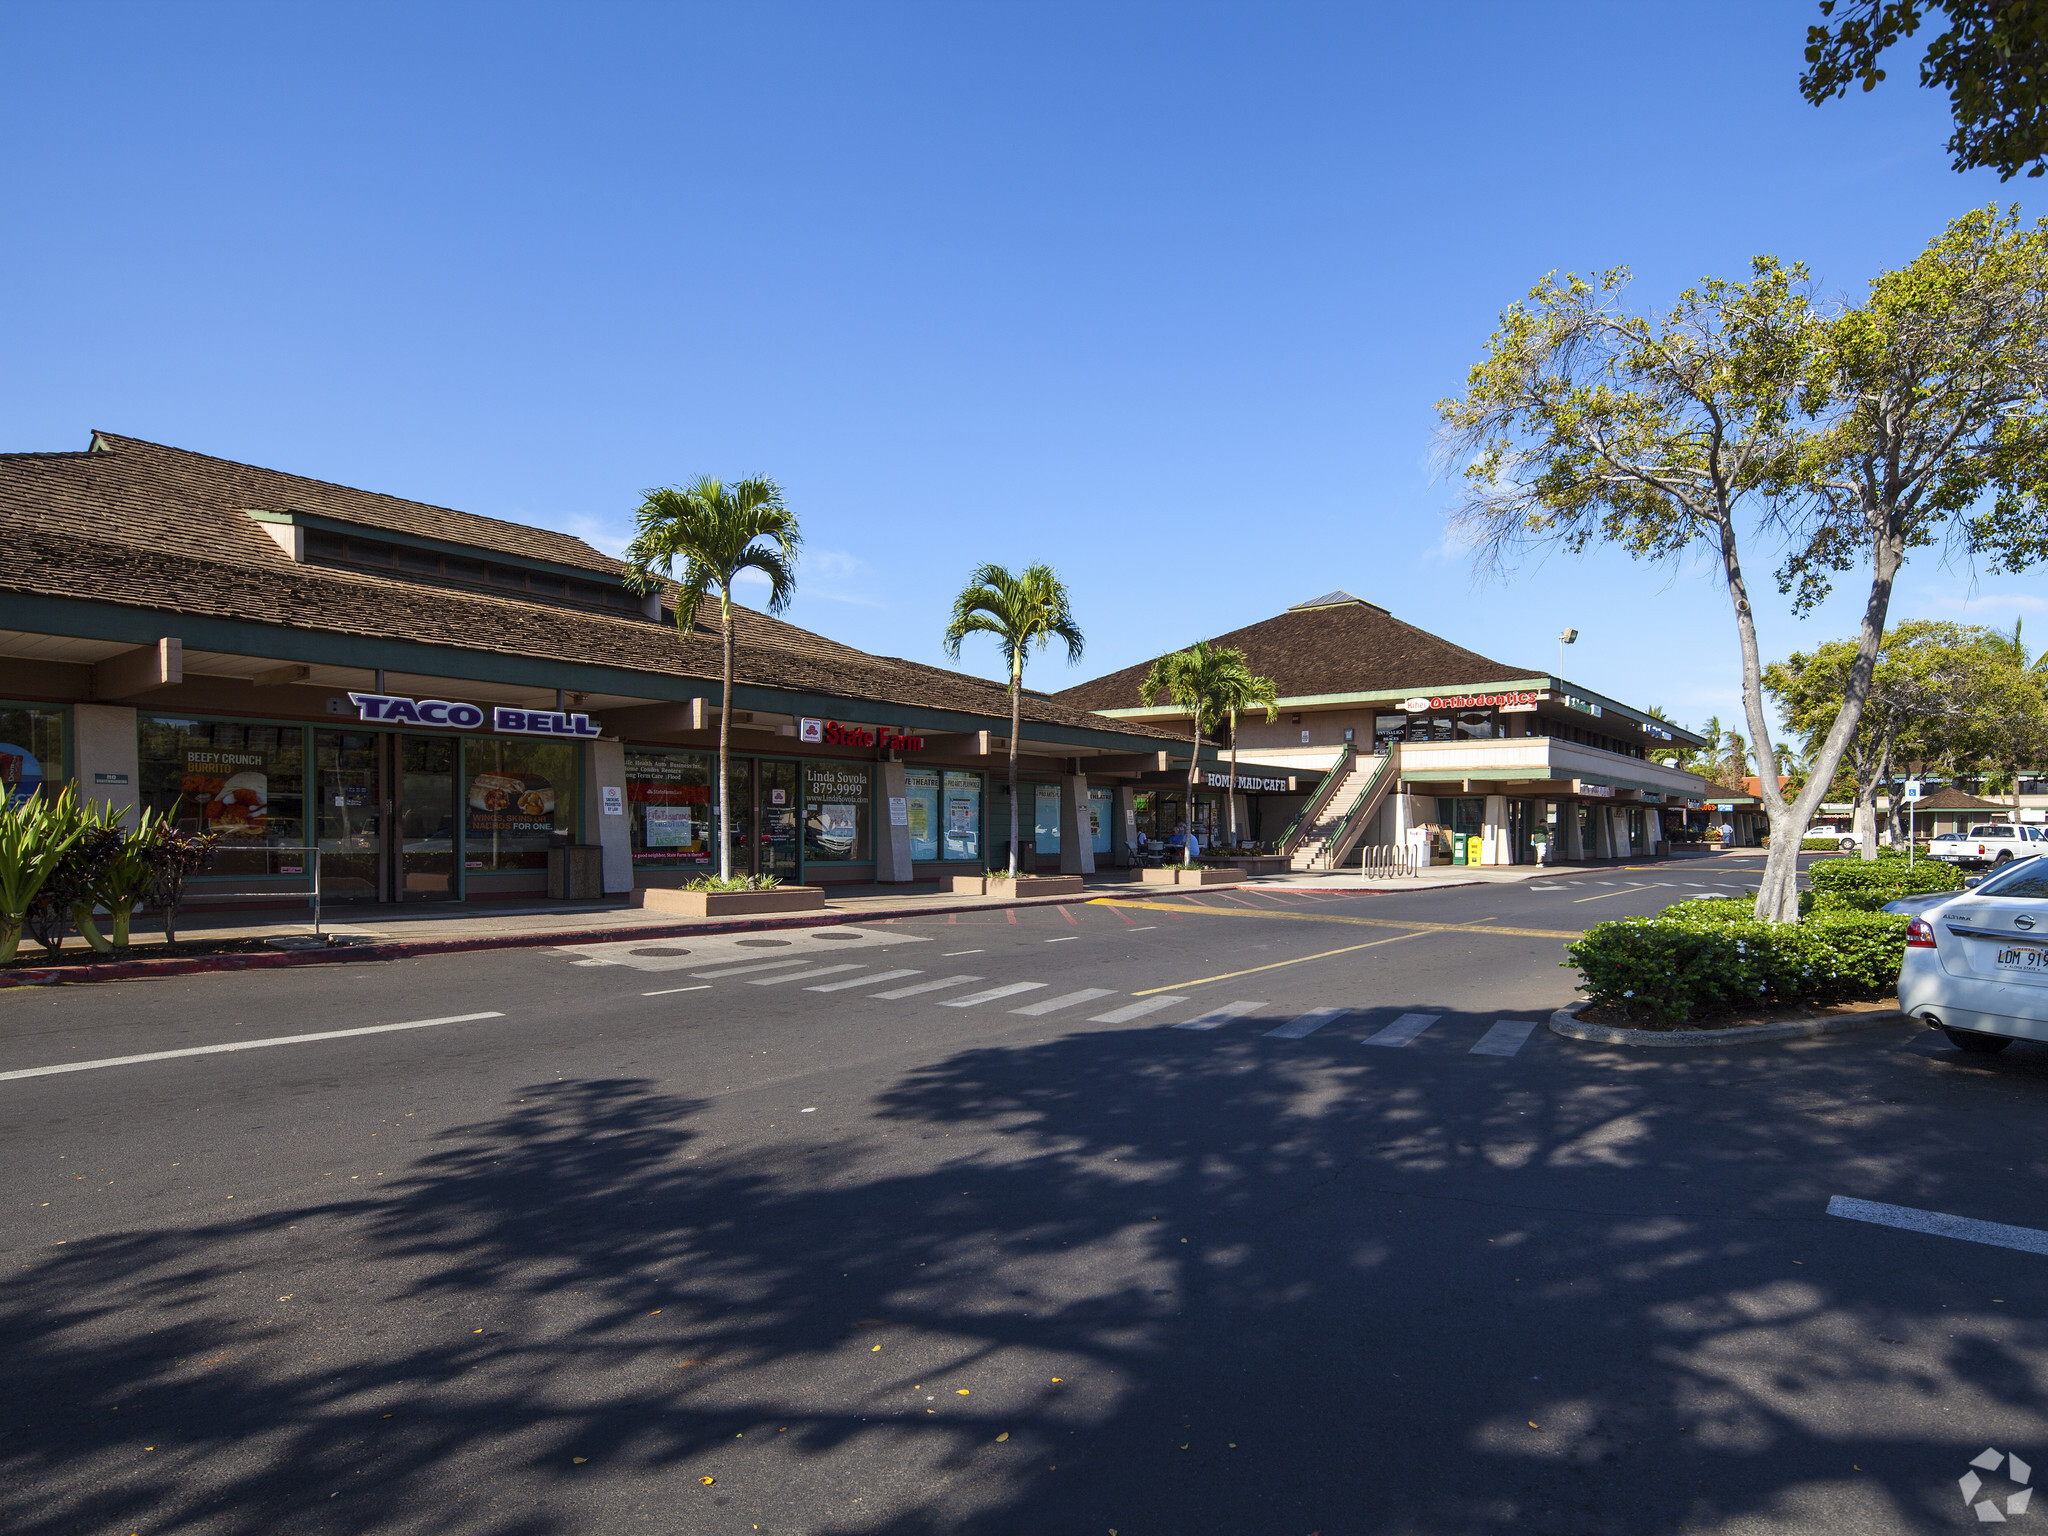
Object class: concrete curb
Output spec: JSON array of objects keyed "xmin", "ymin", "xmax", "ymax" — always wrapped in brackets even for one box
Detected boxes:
[
  {"xmin": 1547, "ymin": 998, "xmax": 1910, "ymax": 1048},
  {"xmin": 0, "ymin": 888, "xmax": 1134, "ymax": 989}
]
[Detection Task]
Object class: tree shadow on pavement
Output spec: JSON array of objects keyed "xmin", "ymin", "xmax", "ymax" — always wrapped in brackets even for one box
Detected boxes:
[{"xmin": 4, "ymin": 1018, "xmax": 2046, "ymax": 1535}]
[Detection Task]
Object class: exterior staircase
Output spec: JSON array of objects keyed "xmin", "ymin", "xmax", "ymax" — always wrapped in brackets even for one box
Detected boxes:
[{"xmin": 1283, "ymin": 747, "xmax": 1399, "ymax": 871}]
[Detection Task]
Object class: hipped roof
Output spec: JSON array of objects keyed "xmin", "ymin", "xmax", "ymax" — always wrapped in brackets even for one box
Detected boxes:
[{"xmin": 0, "ymin": 432, "xmax": 1178, "ymax": 743}]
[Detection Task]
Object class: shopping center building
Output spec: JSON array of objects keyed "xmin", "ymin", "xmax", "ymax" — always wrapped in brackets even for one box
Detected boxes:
[
  {"xmin": 0, "ymin": 432, "xmax": 1210, "ymax": 906},
  {"xmin": 1057, "ymin": 591, "xmax": 1716, "ymax": 865}
]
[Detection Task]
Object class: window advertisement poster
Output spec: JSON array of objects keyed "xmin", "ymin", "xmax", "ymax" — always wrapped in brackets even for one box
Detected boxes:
[
  {"xmin": 941, "ymin": 770, "xmax": 980, "ymax": 861},
  {"xmin": 804, "ymin": 762, "xmax": 871, "ymax": 862},
  {"xmin": 625, "ymin": 748, "xmax": 712, "ymax": 865},
  {"xmin": 139, "ymin": 716, "xmax": 306, "ymax": 875},
  {"xmin": 465, "ymin": 738, "xmax": 577, "ymax": 871},
  {"xmin": 1088, "ymin": 788, "xmax": 1113, "ymax": 855},
  {"xmin": 904, "ymin": 768, "xmax": 940, "ymax": 861},
  {"xmin": 0, "ymin": 705, "xmax": 62, "ymax": 806},
  {"xmin": 1034, "ymin": 783, "xmax": 1061, "ymax": 854}
]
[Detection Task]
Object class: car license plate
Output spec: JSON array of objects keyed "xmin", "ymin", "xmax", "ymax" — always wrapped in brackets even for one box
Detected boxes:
[{"xmin": 1995, "ymin": 942, "xmax": 2048, "ymax": 973}]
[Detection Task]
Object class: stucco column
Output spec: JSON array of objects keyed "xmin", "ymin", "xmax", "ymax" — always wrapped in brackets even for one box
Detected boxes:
[
  {"xmin": 1113, "ymin": 785, "xmax": 1137, "ymax": 868},
  {"xmin": 586, "ymin": 739, "xmax": 633, "ymax": 894},
  {"xmin": 1481, "ymin": 794, "xmax": 1508, "ymax": 865},
  {"xmin": 1058, "ymin": 775, "xmax": 1096, "ymax": 875},
  {"xmin": 1644, "ymin": 807, "xmax": 1664, "ymax": 855},
  {"xmin": 1611, "ymin": 807, "xmax": 1631, "ymax": 858},
  {"xmin": 874, "ymin": 759, "xmax": 915, "ymax": 883},
  {"xmin": 1564, "ymin": 803, "xmax": 1585, "ymax": 861},
  {"xmin": 72, "ymin": 704, "xmax": 140, "ymax": 824}
]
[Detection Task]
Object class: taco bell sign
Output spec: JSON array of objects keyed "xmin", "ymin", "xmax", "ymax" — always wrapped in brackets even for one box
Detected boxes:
[{"xmin": 349, "ymin": 692, "xmax": 602, "ymax": 738}]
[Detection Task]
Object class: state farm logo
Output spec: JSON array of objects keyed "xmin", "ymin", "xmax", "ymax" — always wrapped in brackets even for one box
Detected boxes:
[{"xmin": 1960, "ymin": 1446, "xmax": 2032, "ymax": 1521}]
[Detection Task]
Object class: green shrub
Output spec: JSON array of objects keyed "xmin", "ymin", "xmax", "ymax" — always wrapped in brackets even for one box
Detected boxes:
[
  {"xmin": 1806, "ymin": 854, "xmax": 1961, "ymax": 912},
  {"xmin": 684, "ymin": 873, "xmax": 782, "ymax": 893},
  {"xmin": 1802, "ymin": 835, "xmax": 1845, "ymax": 850},
  {"xmin": 1566, "ymin": 909, "xmax": 1908, "ymax": 1025},
  {"xmin": 1656, "ymin": 896, "xmax": 1754, "ymax": 923}
]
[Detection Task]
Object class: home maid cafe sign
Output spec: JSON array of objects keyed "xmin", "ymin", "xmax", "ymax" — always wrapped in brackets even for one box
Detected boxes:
[{"xmin": 348, "ymin": 692, "xmax": 602, "ymax": 738}]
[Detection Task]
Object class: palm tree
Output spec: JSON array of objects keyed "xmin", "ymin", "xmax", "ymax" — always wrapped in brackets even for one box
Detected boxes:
[
  {"xmin": 1992, "ymin": 617, "xmax": 2048, "ymax": 674},
  {"xmin": 1216, "ymin": 663, "xmax": 1279, "ymax": 848},
  {"xmin": 1138, "ymin": 641, "xmax": 1264, "ymax": 863},
  {"xmin": 623, "ymin": 477, "xmax": 799, "ymax": 882},
  {"xmin": 942, "ymin": 564, "xmax": 1084, "ymax": 878}
]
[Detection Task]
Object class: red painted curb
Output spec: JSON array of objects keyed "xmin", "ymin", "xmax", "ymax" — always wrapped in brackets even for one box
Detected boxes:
[{"xmin": 0, "ymin": 888, "xmax": 1162, "ymax": 988}]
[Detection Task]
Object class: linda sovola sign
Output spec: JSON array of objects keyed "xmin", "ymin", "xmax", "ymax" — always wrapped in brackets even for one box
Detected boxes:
[{"xmin": 348, "ymin": 692, "xmax": 602, "ymax": 738}]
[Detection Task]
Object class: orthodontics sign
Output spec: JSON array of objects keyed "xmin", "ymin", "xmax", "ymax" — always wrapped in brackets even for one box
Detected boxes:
[{"xmin": 348, "ymin": 692, "xmax": 602, "ymax": 738}]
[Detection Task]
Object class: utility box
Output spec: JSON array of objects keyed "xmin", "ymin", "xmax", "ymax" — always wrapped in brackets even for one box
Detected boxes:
[{"xmin": 547, "ymin": 844, "xmax": 605, "ymax": 901}]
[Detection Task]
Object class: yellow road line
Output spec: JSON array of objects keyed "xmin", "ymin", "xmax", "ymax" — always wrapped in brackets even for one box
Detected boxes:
[
  {"xmin": 1133, "ymin": 931, "xmax": 1423, "ymax": 994},
  {"xmin": 1092, "ymin": 897, "xmax": 1581, "ymax": 942}
]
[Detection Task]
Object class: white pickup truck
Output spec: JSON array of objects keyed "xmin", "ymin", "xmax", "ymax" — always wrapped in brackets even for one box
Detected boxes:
[{"xmin": 1927, "ymin": 822, "xmax": 2048, "ymax": 869}]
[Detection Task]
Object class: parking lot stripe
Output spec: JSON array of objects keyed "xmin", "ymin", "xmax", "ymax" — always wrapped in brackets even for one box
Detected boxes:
[
  {"xmin": 1089, "ymin": 996, "xmax": 1186, "ymax": 1023},
  {"xmin": 1826, "ymin": 1196, "xmax": 2048, "ymax": 1256},
  {"xmin": 1265, "ymin": 1006, "xmax": 1349, "ymax": 1040},
  {"xmin": 0, "ymin": 1013, "xmax": 506, "ymax": 1083},
  {"xmin": 690, "ymin": 958, "xmax": 815, "ymax": 979},
  {"xmin": 1469, "ymin": 1019, "xmax": 1538, "ymax": 1056},
  {"xmin": 642, "ymin": 985, "xmax": 713, "ymax": 996},
  {"xmin": 1011, "ymin": 988, "xmax": 1117, "ymax": 1016},
  {"xmin": 871, "ymin": 974, "xmax": 982, "ymax": 999},
  {"xmin": 940, "ymin": 982, "xmax": 1049, "ymax": 1008},
  {"xmin": 807, "ymin": 969, "xmax": 920, "ymax": 992},
  {"xmin": 749, "ymin": 964, "xmax": 866, "ymax": 986},
  {"xmin": 1173, "ymin": 1000, "xmax": 1268, "ymax": 1032},
  {"xmin": 1361, "ymin": 1012, "xmax": 1440, "ymax": 1047}
]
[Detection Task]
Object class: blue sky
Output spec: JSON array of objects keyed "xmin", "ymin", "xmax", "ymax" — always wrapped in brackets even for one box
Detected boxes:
[{"xmin": 3, "ymin": 2, "xmax": 2038, "ymax": 733}]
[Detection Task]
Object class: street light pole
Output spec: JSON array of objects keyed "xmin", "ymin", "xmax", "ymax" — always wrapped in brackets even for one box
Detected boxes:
[{"xmin": 1557, "ymin": 628, "xmax": 1578, "ymax": 682}]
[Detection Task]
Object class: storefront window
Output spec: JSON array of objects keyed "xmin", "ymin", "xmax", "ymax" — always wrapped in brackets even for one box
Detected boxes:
[
  {"xmin": 464, "ymin": 738, "xmax": 578, "ymax": 871},
  {"xmin": 0, "ymin": 704, "xmax": 65, "ymax": 805},
  {"xmin": 1088, "ymin": 788, "xmax": 1113, "ymax": 856},
  {"xmin": 1372, "ymin": 715, "xmax": 1405, "ymax": 755},
  {"xmin": 626, "ymin": 748, "xmax": 714, "ymax": 867},
  {"xmin": 140, "ymin": 716, "xmax": 307, "ymax": 876},
  {"xmin": 1034, "ymin": 783, "xmax": 1060, "ymax": 854},
  {"xmin": 804, "ymin": 762, "xmax": 871, "ymax": 863},
  {"xmin": 905, "ymin": 768, "xmax": 941, "ymax": 861},
  {"xmin": 1455, "ymin": 711, "xmax": 1495, "ymax": 740},
  {"xmin": 941, "ymin": 771, "xmax": 981, "ymax": 861}
]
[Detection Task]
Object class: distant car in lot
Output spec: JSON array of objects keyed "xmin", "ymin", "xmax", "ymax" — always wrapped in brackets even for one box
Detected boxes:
[
  {"xmin": 1897, "ymin": 854, "xmax": 2048, "ymax": 1053},
  {"xmin": 1925, "ymin": 823, "xmax": 2048, "ymax": 869}
]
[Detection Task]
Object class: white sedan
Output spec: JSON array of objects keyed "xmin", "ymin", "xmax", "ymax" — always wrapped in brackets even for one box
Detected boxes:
[{"xmin": 1899, "ymin": 854, "xmax": 2048, "ymax": 1053}]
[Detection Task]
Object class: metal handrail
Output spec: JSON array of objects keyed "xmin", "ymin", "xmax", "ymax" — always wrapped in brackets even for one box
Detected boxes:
[
  {"xmin": 1318, "ymin": 750, "xmax": 1396, "ymax": 870},
  {"xmin": 190, "ymin": 844, "xmax": 325, "ymax": 936},
  {"xmin": 1278, "ymin": 744, "xmax": 1356, "ymax": 856}
]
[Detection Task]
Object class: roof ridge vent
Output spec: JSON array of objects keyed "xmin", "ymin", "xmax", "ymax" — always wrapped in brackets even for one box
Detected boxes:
[{"xmin": 1288, "ymin": 589, "xmax": 1387, "ymax": 614}]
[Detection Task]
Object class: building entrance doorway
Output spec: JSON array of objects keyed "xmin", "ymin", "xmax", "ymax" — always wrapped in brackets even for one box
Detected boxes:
[{"xmin": 314, "ymin": 730, "xmax": 460, "ymax": 903}]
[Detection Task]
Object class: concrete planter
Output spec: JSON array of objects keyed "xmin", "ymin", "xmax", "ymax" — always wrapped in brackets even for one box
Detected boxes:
[
  {"xmin": 945, "ymin": 874, "xmax": 1087, "ymax": 897},
  {"xmin": 639, "ymin": 886, "xmax": 827, "ymax": 918},
  {"xmin": 1210, "ymin": 856, "xmax": 1289, "ymax": 875},
  {"xmin": 1141, "ymin": 866, "xmax": 1246, "ymax": 886},
  {"xmin": 1547, "ymin": 998, "xmax": 1906, "ymax": 1048}
]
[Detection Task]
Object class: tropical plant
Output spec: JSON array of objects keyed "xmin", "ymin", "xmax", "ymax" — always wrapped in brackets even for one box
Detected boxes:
[
  {"xmin": 0, "ymin": 788, "xmax": 85, "ymax": 964},
  {"xmin": 683, "ymin": 872, "xmax": 781, "ymax": 893},
  {"xmin": 1138, "ymin": 642, "xmax": 1264, "ymax": 863},
  {"xmin": 148, "ymin": 821, "xmax": 220, "ymax": 948},
  {"xmin": 90, "ymin": 803, "xmax": 178, "ymax": 949},
  {"xmin": 1212, "ymin": 658, "xmax": 1278, "ymax": 847},
  {"xmin": 623, "ymin": 477, "xmax": 800, "ymax": 883},
  {"xmin": 942, "ymin": 564, "xmax": 1085, "ymax": 879}
]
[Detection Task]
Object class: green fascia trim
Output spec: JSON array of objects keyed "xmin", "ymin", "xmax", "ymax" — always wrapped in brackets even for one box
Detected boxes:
[
  {"xmin": 1097, "ymin": 677, "xmax": 1709, "ymax": 749},
  {"xmin": 1397, "ymin": 768, "xmax": 1691, "ymax": 797},
  {"xmin": 246, "ymin": 509, "xmax": 627, "ymax": 586},
  {"xmin": 5, "ymin": 592, "xmax": 1188, "ymax": 758}
]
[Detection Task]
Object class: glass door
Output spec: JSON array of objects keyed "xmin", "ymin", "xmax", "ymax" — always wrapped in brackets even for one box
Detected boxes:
[
  {"xmin": 314, "ymin": 730, "xmax": 383, "ymax": 902},
  {"xmin": 759, "ymin": 760, "xmax": 801, "ymax": 883},
  {"xmin": 396, "ymin": 736, "xmax": 458, "ymax": 900}
]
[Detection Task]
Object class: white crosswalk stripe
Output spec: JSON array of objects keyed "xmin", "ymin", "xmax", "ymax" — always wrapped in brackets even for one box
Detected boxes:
[
  {"xmin": 940, "ymin": 981, "xmax": 1048, "ymax": 1008},
  {"xmin": 1011, "ymin": 988, "xmax": 1117, "ymax": 1016},
  {"xmin": 691, "ymin": 957, "xmax": 815, "ymax": 979},
  {"xmin": 750, "ymin": 964, "xmax": 866, "ymax": 986},
  {"xmin": 1362, "ymin": 1012, "xmax": 1440, "ymax": 1047},
  {"xmin": 1469, "ymin": 1019, "xmax": 1538, "ymax": 1056},
  {"xmin": 808, "ymin": 969, "xmax": 920, "ymax": 992},
  {"xmin": 1265, "ymin": 1006, "xmax": 1349, "ymax": 1039},
  {"xmin": 1089, "ymin": 996, "xmax": 1187, "ymax": 1023},
  {"xmin": 871, "ymin": 974, "xmax": 981, "ymax": 999},
  {"xmin": 1174, "ymin": 1000, "xmax": 1268, "ymax": 1032}
]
